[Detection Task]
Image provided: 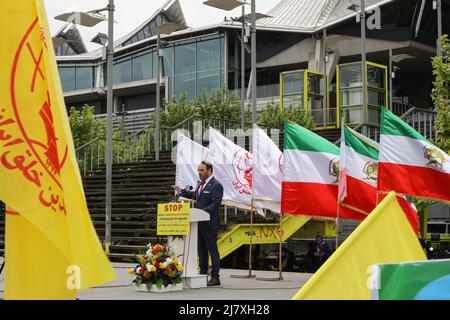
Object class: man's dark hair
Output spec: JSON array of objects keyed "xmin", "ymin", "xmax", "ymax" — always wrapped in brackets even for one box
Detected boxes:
[{"xmin": 201, "ymin": 160, "xmax": 213, "ymax": 173}]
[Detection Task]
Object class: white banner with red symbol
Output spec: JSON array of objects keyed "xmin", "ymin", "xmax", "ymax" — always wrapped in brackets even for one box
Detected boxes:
[
  {"xmin": 207, "ymin": 128, "xmax": 254, "ymax": 211},
  {"xmin": 252, "ymin": 126, "xmax": 282, "ymax": 214},
  {"xmin": 175, "ymin": 133, "xmax": 209, "ymax": 198}
]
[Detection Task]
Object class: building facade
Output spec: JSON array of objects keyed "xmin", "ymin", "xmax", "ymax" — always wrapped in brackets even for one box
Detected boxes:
[{"xmin": 55, "ymin": 0, "xmax": 450, "ymax": 127}]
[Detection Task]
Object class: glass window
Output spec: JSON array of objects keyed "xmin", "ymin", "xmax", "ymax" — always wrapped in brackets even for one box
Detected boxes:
[
  {"xmin": 59, "ymin": 67, "xmax": 75, "ymax": 92},
  {"xmin": 367, "ymin": 65, "xmax": 385, "ymax": 89},
  {"xmin": 340, "ymin": 87, "xmax": 362, "ymax": 107},
  {"xmin": 197, "ymin": 38, "xmax": 220, "ymax": 72},
  {"xmin": 113, "ymin": 57, "xmax": 132, "ymax": 84},
  {"xmin": 174, "ymin": 73, "xmax": 196, "ymax": 101},
  {"xmin": 197, "ymin": 69, "xmax": 220, "ymax": 95},
  {"xmin": 368, "ymin": 90, "xmax": 386, "ymax": 107},
  {"xmin": 162, "ymin": 46, "xmax": 174, "ymax": 77},
  {"xmin": 283, "ymin": 95, "xmax": 303, "ymax": 109},
  {"xmin": 153, "ymin": 51, "xmax": 158, "ymax": 79},
  {"xmin": 175, "ymin": 41, "xmax": 195, "ymax": 75},
  {"xmin": 283, "ymin": 72, "xmax": 303, "ymax": 95},
  {"xmin": 428, "ymin": 223, "xmax": 446, "ymax": 233},
  {"xmin": 75, "ymin": 66, "xmax": 93, "ymax": 90},
  {"xmin": 132, "ymin": 51, "xmax": 152, "ymax": 81},
  {"xmin": 340, "ymin": 65, "xmax": 362, "ymax": 88}
]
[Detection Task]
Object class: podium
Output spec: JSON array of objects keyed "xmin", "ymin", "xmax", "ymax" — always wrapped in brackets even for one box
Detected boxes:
[{"xmin": 168, "ymin": 208, "xmax": 210, "ymax": 289}]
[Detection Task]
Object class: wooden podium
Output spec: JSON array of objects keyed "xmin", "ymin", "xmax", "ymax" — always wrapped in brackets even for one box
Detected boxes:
[{"xmin": 168, "ymin": 208, "xmax": 210, "ymax": 289}]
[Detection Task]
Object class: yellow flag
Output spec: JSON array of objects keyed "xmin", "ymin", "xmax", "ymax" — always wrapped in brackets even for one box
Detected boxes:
[
  {"xmin": 0, "ymin": 1, "xmax": 116, "ymax": 299},
  {"xmin": 292, "ymin": 192, "xmax": 426, "ymax": 300}
]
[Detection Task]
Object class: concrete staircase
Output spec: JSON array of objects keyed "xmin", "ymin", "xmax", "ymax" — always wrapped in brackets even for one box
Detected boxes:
[{"xmin": 83, "ymin": 150, "xmax": 175, "ymax": 261}]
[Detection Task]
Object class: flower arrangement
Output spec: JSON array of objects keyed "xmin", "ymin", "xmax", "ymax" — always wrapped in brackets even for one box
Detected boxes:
[{"xmin": 128, "ymin": 243, "xmax": 184, "ymax": 291}]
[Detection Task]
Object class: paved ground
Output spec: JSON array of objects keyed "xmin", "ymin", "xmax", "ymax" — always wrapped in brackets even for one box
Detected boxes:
[{"xmin": 0, "ymin": 259, "xmax": 311, "ymax": 300}]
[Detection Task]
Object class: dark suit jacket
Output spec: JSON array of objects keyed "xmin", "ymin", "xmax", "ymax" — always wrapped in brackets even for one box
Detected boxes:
[{"xmin": 181, "ymin": 176, "xmax": 224, "ymax": 230}]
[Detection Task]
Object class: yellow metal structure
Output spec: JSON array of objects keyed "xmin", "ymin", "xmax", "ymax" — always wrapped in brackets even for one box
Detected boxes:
[{"xmin": 217, "ymin": 215, "xmax": 317, "ymax": 259}]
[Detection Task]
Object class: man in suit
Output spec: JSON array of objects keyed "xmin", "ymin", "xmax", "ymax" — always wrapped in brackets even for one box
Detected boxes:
[{"xmin": 173, "ymin": 161, "xmax": 224, "ymax": 286}]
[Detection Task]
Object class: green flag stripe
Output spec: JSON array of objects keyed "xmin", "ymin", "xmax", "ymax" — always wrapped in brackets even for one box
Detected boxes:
[
  {"xmin": 378, "ymin": 260, "xmax": 450, "ymax": 300},
  {"xmin": 284, "ymin": 121, "xmax": 340, "ymax": 155},
  {"xmin": 381, "ymin": 108, "xmax": 428, "ymax": 142},
  {"xmin": 344, "ymin": 127, "xmax": 379, "ymax": 160}
]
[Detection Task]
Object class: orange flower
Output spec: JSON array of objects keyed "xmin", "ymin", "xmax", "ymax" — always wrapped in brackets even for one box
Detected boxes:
[
  {"xmin": 177, "ymin": 265, "xmax": 184, "ymax": 272},
  {"xmin": 143, "ymin": 270, "xmax": 151, "ymax": 279}
]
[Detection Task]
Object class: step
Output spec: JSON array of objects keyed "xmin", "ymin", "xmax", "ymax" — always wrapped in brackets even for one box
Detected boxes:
[
  {"xmin": 107, "ymin": 253, "xmax": 136, "ymax": 260},
  {"xmin": 83, "ymin": 172, "xmax": 175, "ymax": 180},
  {"xmin": 85, "ymin": 189, "xmax": 172, "ymax": 196},
  {"xmin": 88, "ymin": 208, "xmax": 156, "ymax": 214},
  {"xmin": 110, "ymin": 245, "xmax": 148, "ymax": 251},
  {"xmin": 92, "ymin": 220, "xmax": 153, "ymax": 226},
  {"xmin": 96, "ymin": 228, "xmax": 157, "ymax": 234},
  {"xmin": 101, "ymin": 236, "xmax": 160, "ymax": 242},
  {"xmin": 86, "ymin": 195, "xmax": 173, "ymax": 203},
  {"xmin": 90, "ymin": 213, "xmax": 156, "ymax": 219}
]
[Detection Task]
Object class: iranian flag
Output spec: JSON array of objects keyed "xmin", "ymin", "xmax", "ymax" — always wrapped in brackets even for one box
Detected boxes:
[
  {"xmin": 281, "ymin": 121, "xmax": 361, "ymax": 219},
  {"xmin": 378, "ymin": 109, "xmax": 450, "ymax": 202},
  {"xmin": 339, "ymin": 125, "xmax": 419, "ymax": 232}
]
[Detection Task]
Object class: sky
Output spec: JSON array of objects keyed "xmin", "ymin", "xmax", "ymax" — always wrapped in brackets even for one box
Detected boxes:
[{"xmin": 44, "ymin": 0, "xmax": 281, "ymax": 51}]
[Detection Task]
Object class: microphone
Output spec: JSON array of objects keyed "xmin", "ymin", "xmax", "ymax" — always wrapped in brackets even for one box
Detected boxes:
[{"xmin": 169, "ymin": 185, "xmax": 193, "ymax": 202}]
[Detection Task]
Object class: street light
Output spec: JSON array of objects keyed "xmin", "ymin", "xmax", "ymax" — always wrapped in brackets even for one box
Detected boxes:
[
  {"xmin": 433, "ymin": 0, "xmax": 443, "ymax": 57},
  {"xmin": 154, "ymin": 22, "xmax": 187, "ymax": 161},
  {"xmin": 91, "ymin": 32, "xmax": 109, "ymax": 46},
  {"xmin": 55, "ymin": 1, "xmax": 115, "ymax": 253},
  {"xmin": 388, "ymin": 52, "xmax": 415, "ymax": 110},
  {"xmin": 230, "ymin": 11, "xmax": 271, "ymax": 130},
  {"xmin": 348, "ymin": 1, "xmax": 367, "ymax": 127},
  {"xmin": 204, "ymin": 0, "xmax": 258, "ymax": 127}
]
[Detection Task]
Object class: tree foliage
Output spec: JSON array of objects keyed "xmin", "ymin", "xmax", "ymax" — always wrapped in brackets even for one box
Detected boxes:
[{"xmin": 431, "ymin": 35, "xmax": 450, "ymax": 153}]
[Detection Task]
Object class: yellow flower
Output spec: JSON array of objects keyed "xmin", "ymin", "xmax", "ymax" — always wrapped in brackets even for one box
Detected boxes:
[
  {"xmin": 177, "ymin": 265, "xmax": 184, "ymax": 272},
  {"xmin": 151, "ymin": 266, "xmax": 156, "ymax": 272},
  {"xmin": 128, "ymin": 268, "xmax": 134, "ymax": 274},
  {"xmin": 173, "ymin": 258, "xmax": 179, "ymax": 264}
]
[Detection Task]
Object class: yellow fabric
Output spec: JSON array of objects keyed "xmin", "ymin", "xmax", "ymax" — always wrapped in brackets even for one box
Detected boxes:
[
  {"xmin": 292, "ymin": 192, "xmax": 426, "ymax": 300},
  {"xmin": 0, "ymin": 1, "xmax": 116, "ymax": 299},
  {"xmin": 5, "ymin": 212, "xmax": 77, "ymax": 300}
]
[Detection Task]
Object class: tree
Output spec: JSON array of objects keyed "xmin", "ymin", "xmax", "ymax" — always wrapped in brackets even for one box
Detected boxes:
[
  {"xmin": 69, "ymin": 106, "xmax": 106, "ymax": 149},
  {"xmin": 257, "ymin": 100, "xmax": 314, "ymax": 130},
  {"xmin": 431, "ymin": 35, "xmax": 450, "ymax": 153},
  {"xmin": 414, "ymin": 35, "xmax": 450, "ymax": 223}
]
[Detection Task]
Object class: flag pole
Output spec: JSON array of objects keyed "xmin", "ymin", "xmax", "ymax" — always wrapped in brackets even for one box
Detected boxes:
[
  {"xmin": 248, "ymin": 199, "xmax": 255, "ymax": 277},
  {"xmin": 278, "ymin": 214, "xmax": 284, "ymax": 280},
  {"xmin": 335, "ymin": 205, "xmax": 340, "ymax": 250},
  {"xmin": 230, "ymin": 200, "xmax": 256, "ymax": 278}
]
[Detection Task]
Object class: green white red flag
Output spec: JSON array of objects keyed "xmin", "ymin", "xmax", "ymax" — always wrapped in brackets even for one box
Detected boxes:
[
  {"xmin": 339, "ymin": 125, "xmax": 418, "ymax": 232},
  {"xmin": 281, "ymin": 121, "xmax": 362, "ymax": 219},
  {"xmin": 378, "ymin": 109, "xmax": 450, "ymax": 203}
]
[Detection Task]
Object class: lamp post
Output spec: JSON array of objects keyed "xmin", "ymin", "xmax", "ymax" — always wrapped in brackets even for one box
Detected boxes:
[
  {"xmin": 231, "ymin": 11, "xmax": 270, "ymax": 130},
  {"xmin": 204, "ymin": 0, "xmax": 257, "ymax": 126},
  {"xmin": 55, "ymin": 1, "xmax": 115, "ymax": 251},
  {"xmin": 433, "ymin": 0, "xmax": 443, "ymax": 57},
  {"xmin": 154, "ymin": 23, "xmax": 187, "ymax": 161},
  {"xmin": 348, "ymin": 1, "xmax": 367, "ymax": 127}
]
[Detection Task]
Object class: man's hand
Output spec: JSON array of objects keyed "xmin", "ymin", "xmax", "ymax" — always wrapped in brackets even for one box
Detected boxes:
[{"xmin": 172, "ymin": 185, "xmax": 181, "ymax": 192}]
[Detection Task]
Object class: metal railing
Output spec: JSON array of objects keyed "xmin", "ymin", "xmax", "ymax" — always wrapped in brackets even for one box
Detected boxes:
[
  {"xmin": 75, "ymin": 115, "xmax": 253, "ymax": 175},
  {"xmin": 75, "ymin": 124, "xmax": 172, "ymax": 176},
  {"xmin": 400, "ymin": 107, "xmax": 437, "ymax": 140},
  {"xmin": 171, "ymin": 115, "xmax": 254, "ymax": 144}
]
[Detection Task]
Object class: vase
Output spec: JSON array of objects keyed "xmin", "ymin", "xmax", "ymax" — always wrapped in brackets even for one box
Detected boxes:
[{"xmin": 136, "ymin": 282, "xmax": 183, "ymax": 293}]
